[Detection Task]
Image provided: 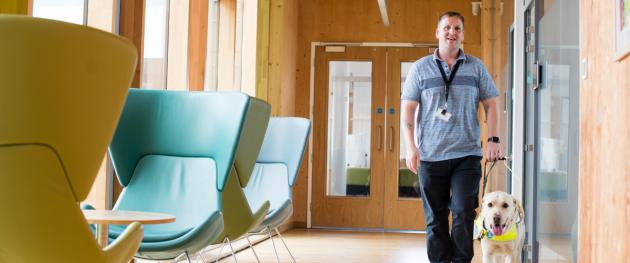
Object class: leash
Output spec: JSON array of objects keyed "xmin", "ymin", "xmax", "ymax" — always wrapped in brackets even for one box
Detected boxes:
[
  {"xmin": 481, "ymin": 156, "xmax": 511, "ymax": 198},
  {"xmin": 475, "ymin": 156, "xmax": 520, "ymax": 242}
]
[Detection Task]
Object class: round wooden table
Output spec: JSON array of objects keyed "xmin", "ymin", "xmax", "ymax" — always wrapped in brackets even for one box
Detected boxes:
[{"xmin": 83, "ymin": 210, "xmax": 176, "ymax": 247}]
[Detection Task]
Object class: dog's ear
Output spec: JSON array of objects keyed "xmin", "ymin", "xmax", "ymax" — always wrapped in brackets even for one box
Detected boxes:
[{"xmin": 512, "ymin": 196, "xmax": 524, "ymax": 222}]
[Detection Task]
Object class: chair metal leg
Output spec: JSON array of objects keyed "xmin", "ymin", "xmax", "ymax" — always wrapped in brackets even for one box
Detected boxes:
[
  {"xmin": 226, "ymin": 238, "xmax": 239, "ymax": 263},
  {"xmin": 197, "ymin": 248, "xmax": 211, "ymax": 263},
  {"xmin": 267, "ymin": 226, "xmax": 281, "ymax": 263},
  {"xmin": 274, "ymin": 227, "xmax": 297, "ymax": 263},
  {"xmin": 215, "ymin": 238, "xmax": 228, "ymax": 263},
  {"xmin": 245, "ymin": 234, "xmax": 261, "ymax": 263},
  {"xmin": 172, "ymin": 251, "xmax": 193, "ymax": 263}
]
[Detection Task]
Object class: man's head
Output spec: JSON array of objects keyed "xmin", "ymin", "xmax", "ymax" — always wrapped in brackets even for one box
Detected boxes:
[{"xmin": 435, "ymin": 11, "xmax": 465, "ymax": 51}]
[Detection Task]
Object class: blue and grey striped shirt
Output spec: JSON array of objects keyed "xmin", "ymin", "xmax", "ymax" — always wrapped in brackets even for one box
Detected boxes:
[{"xmin": 401, "ymin": 49, "xmax": 498, "ymax": 161}]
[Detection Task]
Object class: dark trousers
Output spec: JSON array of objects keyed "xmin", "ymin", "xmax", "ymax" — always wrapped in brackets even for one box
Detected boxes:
[{"xmin": 418, "ymin": 155, "xmax": 482, "ymax": 263}]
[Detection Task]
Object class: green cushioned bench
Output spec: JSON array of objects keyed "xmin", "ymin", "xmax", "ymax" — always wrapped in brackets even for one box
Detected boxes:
[
  {"xmin": 345, "ymin": 167, "xmax": 421, "ymax": 198},
  {"xmin": 346, "ymin": 167, "xmax": 370, "ymax": 196}
]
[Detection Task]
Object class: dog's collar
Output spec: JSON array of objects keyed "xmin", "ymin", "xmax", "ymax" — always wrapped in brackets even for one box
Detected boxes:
[{"xmin": 474, "ymin": 217, "xmax": 518, "ymax": 242}]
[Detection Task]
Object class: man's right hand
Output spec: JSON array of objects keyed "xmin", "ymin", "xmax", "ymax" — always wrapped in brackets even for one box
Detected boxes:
[{"xmin": 406, "ymin": 149, "xmax": 420, "ymax": 174}]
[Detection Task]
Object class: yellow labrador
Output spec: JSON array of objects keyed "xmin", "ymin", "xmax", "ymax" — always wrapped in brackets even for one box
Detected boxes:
[{"xmin": 475, "ymin": 191, "xmax": 525, "ymax": 263}]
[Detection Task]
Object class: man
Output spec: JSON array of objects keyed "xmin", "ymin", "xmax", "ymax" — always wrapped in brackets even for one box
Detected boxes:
[{"xmin": 401, "ymin": 11, "xmax": 501, "ymax": 263}]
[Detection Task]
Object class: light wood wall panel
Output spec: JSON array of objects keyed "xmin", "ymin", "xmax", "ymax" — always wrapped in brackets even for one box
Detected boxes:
[
  {"xmin": 265, "ymin": 0, "xmax": 298, "ymax": 116},
  {"xmin": 579, "ymin": 0, "xmax": 630, "ymax": 261},
  {"xmin": 480, "ymin": 0, "xmax": 495, "ymax": 171},
  {"xmin": 87, "ymin": 0, "xmax": 115, "ymax": 32},
  {"xmin": 293, "ymin": 0, "xmax": 485, "ymax": 226},
  {"xmin": 240, "ymin": 0, "xmax": 258, "ymax": 96},
  {"xmin": 83, "ymin": 0, "xmax": 118, "ymax": 210},
  {"xmin": 493, "ymin": 0, "xmax": 514, "ymax": 193},
  {"xmin": 188, "ymin": 0, "xmax": 209, "ymax": 92},
  {"xmin": 218, "ymin": 0, "xmax": 236, "ymax": 91},
  {"xmin": 114, "ymin": 0, "xmax": 145, "ymax": 201},
  {"xmin": 119, "ymin": 0, "xmax": 145, "ymax": 88},
  {"xmin": 255, "ymin": 0, "xmax": 270, "ymax": 99},
  {"xmin": 267, "ymin": 0, "xmax": 284, "ymax": 115},
  {"xmin": 83, "ymin": 157, "xmax": 110, "ymax": 209},
  {"xmin": 166, "ymin": 0, "xmax": 190, "ymax": 91},
  {"xmin": 253, "ymin": 0, "xmax": 297, "ymax": 116},
  {"xmin": 279, "ymin": 0, "xmax": 297, "ymax": 116},
  {"xmin": 266, "ymin": 0, "xmax": 283, "ymax": 113},
  {"xmin": 482, "ymin": 0, "xmax": 514, "ymax": 193}
]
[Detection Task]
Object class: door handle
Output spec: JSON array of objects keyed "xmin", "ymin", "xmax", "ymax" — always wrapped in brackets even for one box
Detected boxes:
[
  {"xmin": 377, "ymin": 125, "xmax": 383, "ymax": 151},
  {"xmin": 389, "ymin": 126, "xmax": 394, "ymax": 152},
  {"xmin": 533, "ymin": 61, "xmax": 543, "ymax": 91}
]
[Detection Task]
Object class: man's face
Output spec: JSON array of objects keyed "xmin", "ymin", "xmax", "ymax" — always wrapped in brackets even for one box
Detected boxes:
[{"xmin": 435, "ymin": 16, "xmax": 464, "ymax": 50}]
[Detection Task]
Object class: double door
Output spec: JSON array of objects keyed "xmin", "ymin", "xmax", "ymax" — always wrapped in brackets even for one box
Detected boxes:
[{"xmin": 311, "ymin": 46, "xmax": 431, "ymax": 230}]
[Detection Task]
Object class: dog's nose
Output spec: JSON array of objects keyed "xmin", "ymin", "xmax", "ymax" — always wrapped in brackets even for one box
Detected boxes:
[{"xmin": 493, "ymin": 215, "xmax": 501, "ymax": 224}]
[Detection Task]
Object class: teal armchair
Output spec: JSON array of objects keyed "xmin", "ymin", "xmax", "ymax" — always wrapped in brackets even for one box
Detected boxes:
[
  {"xmin": 216, "ymin": 96, "xmax": 272, "ymax": 243},
  {"xmin": 243, "ymin": 117, "xmax": 311, "ymax": 263},
  {"xmin": 198, "ymin": 95, "xmax": 273, "ymax": 262},
  {"xmin": 105, "ymin": 89, "xmax": 254, "ymax": 260}
]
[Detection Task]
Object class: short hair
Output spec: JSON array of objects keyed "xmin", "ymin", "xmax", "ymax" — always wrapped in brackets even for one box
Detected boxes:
[{"xmin": 437, "ymin": 11, "xmax": 465, "ymax": 27}]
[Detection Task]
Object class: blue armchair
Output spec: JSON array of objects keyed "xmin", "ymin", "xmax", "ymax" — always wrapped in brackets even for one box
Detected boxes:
[
  {"xmin": 243, "ymin": 117, "xmax": 311, "ymax": 263},
  {"xmin": 105, "ymin": 89, "xmax": 256, "ymax": 261}
]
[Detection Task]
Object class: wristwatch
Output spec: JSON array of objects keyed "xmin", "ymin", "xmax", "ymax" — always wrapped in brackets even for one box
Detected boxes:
[{"xmin": 487, "ymin": 136, "xmax": 500, "ymax": 143}]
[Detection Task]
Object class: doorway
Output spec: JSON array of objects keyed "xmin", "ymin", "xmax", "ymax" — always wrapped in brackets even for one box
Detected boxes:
[{"xmin": 310, "ymin": 45, "xmax": 432, "ymax": 231}]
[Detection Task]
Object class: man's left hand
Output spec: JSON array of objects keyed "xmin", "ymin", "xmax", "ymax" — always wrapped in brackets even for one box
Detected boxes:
[{"xmin": 485, "ymin": 142, "xmax": 502, "ymax": 161}]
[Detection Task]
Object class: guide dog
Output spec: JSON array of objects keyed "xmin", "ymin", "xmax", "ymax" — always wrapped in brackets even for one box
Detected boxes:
[{"xmin": 474, "ymin": 191, "xmax": 525, "ymax": 263}]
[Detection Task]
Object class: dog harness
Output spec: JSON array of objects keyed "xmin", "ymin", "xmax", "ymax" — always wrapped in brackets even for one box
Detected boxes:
[{"xmin": 473, "ymin": 217, "xmax": 517, "ymax": 242}]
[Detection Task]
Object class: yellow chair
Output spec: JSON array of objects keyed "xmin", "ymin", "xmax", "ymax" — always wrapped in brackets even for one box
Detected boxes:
[{"xmin": 0, "ymin": 15, "xmax": 142, "ymax": 262}]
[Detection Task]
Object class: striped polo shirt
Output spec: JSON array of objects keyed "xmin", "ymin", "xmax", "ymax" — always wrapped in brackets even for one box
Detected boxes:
[{"xmin": 401, "ymin": 49, "xmax": 498, "ymax": 162}]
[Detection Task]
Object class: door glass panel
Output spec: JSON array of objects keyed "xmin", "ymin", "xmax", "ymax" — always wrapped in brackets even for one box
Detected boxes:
[
  {"xmin": 399, "ymin": 62, "xmax": 420, "ymax": 199},
  {"xmin": 327, "ymin": 61, "xmax": 372, "ymax": 197},
  {"xmin": 537, "ymin": 1, "xmax": 579, "ymax": 262}
]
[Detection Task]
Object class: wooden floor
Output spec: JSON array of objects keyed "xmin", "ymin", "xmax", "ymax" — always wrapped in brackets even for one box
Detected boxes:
[
  {"xmin": 201, "ymin": 229, "xmax": 482, "ymax": 263},
  {"xmin": 138, "ymin": 229, "xmax": 573, "ymax": 263}
]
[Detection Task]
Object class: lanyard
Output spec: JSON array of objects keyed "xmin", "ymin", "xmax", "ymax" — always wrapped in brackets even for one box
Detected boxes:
[{"xmin": 435, "ymin": 59, "xmax": 462, "ymax": 109}]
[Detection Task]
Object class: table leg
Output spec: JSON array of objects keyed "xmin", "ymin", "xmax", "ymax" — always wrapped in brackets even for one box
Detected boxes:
[{"xmin": 96, "ymin": 223, "xmax": 109, "ymax": 247}]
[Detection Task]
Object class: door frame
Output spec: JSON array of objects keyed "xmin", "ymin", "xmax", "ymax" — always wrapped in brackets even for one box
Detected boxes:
[
  {"xmin": 306, "ymin": 42, "xmax": 437, "ymax": 229},
  {"xmin": 523, "ymin": 1, "xmax": 541, "ymax": 261},
  {"xmin": 310, "ymin": 45, "xmax": 387, "ymax": 229}
]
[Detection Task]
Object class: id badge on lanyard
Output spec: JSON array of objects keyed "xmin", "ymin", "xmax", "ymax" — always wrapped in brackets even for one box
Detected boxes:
[{"xmin": 433, "ymin": 59, "xmax": 462, "ymax": 122}]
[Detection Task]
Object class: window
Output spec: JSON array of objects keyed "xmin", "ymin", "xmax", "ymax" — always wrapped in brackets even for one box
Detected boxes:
[
  {"xmin": 138, "ymin": 0, "xmax": 246, "ymax": 92},
  {"xmin": 32, "ymin": 0, "xmax": 86, "ymax": 25},
  {"xmin": 141, "ymin": 0, "xmax": 169, "ymax": 89},
  {"xmin": 140, "ymin": 0, "xmax": 191, "ymax": 90}
]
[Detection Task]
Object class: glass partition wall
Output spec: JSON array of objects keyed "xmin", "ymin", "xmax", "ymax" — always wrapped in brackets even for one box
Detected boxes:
[
  {"xmin": 524, "ymin": 0, "xmax": 580, "ymax": 262},
  {"xmin": 536, "ymin": 0, "xmax": 579, "ymax": 262}
]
